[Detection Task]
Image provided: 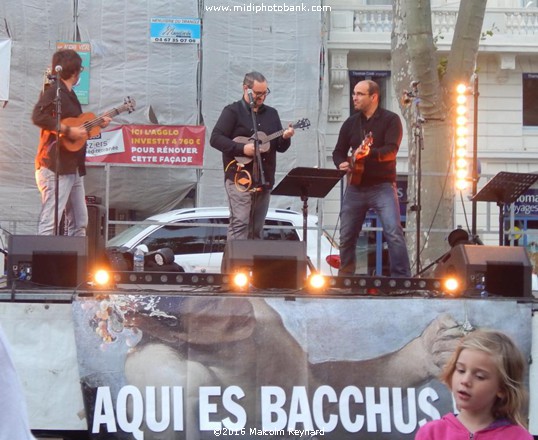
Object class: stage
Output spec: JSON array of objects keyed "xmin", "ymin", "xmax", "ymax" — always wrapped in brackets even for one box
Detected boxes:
[{"xmin": 1, "ymin": 281, "xmax": 537, "ymax": 439}]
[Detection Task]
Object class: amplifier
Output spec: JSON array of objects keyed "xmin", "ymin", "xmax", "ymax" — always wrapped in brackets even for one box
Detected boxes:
[
  {"xmin": 7, "ymin": 235, "xmax": 88, "ymax": 288},
  {"xmin": 434, "ymin": 244, "xmax": 532, "ymax": 297}
]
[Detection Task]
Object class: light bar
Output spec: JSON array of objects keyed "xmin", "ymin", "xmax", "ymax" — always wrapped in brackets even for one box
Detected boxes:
[
  {"xmin": 107, "ymin": 272, "xmax": 446, "ymax": 295},
  {"xmin": 328, "ymin": 275, "xmax": 443, "ymax": 292},
  {"xmin": 111, "ymin": 271, "xmax": 229, "ymax": 286}
]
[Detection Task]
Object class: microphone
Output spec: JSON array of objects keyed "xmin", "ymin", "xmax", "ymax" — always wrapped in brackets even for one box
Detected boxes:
[
  {"xmin": 247, "ymin": 88, "xmax": 255, "ymax": 107},
  {"xmin": 54, "ymin": 65, "xmax": 62, "ymax": 73}
]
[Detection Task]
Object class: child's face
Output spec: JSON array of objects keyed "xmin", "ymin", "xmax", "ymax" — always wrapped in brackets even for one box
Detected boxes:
[{"xmin": 451, "ymin": 348, "xmax": 504, "ymax": 417}]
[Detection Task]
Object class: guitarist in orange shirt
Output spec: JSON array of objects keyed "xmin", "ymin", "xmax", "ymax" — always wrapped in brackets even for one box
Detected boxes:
[
  {"xmin": 332, "ymin": 80, "xmax": 411, "ymax": 277},
  {"xmin": 32, "ymin": 49, "xmax": 111, "ymax": 236}
]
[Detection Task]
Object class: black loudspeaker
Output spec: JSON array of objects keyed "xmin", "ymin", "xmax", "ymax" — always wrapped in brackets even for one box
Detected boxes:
[
  {"xmin": 87, "ymin": 204, "xmax": 106, "ymax": 270},
  {"xmin": 223, "ymin": 240, "xmax": 307, "ymax": 289},
  {"xmin": 434, "ymin": 244, "xmax": 532, "ymax": 297},
  {"xmin": 7, "ymin": 235, "xmax": 88, "ymax": 288}
]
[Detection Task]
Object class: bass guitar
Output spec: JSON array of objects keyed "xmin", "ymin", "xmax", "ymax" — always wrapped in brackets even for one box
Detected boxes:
[
  {"xmin": 347, "ymin": 132, "xmax": 373, "ymax": 185},
  {"xmin": 233, "ymin": 118, "xmax": 310, "ymax": 164},
  {"xmin": 61, "ymin": 96, "xmax": 136, "ymax": 152}
]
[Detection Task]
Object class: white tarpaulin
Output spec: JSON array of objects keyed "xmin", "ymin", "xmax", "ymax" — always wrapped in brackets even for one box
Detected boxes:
[
  {"xmin": 0, "ymin": 1, "xmax": 203, "ymax": 234},
  {"xmin": 0, "ymin": 38, "xmax": 10, "ymax": 102},
  {"xmin": 0, "ymin": 0, "xmax": 325, "ymax": 235},
  {"xmin": 199, "ymin": 0, "xmax": 325, "ymax": 211}
]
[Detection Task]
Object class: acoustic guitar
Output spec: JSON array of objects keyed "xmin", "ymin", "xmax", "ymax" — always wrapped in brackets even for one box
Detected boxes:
[
  {"xmin": 348, "ymin": 132, "xmax": 373, "ymax": 185},
  {"xmin": 233, "ymin": 118, "xmax": 310, "ymax": 164},
  {"xmin": 61, "ymin": 96, "xmax": 136, "ymax": 152}
]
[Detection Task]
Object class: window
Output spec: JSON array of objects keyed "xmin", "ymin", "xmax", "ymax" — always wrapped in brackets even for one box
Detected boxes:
[
  {"xmin": 523, "ymin": 73, "xmax": 538, "ymax": 127},
  {"xmin": 263, "ymin": 219, "xmax": 300, "ymax": 241},
  {"xmin": 138, "ymin": 217, "xmax": 300, "ymax": 256},
  {"xmin": 348, "ymin": 71, "xmax": 391, "ymax": 114},
  {"xmin": 140, "ymin": 219, "xmax": 227, "ymax": 255}
]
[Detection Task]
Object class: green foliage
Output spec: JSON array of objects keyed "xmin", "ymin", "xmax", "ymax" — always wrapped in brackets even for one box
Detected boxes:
[
  {"xmin": 480, "ymin": 23, "xmax": 499, "ymax": 40},
  {"xmin": 438, "ymin": 56, "xmax": 448, "ymax": 80}
]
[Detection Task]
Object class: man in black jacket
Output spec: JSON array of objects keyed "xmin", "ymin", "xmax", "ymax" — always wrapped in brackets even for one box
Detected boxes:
[
  {"xmin": 210, "ymin": 71, "xmax": 294, "ymax": 242},
  {"xmin": 32, "ymin": 48, "xmax": 110, "ymax": 236},
  {"xmin": 332, "ymin": 79, "xmax": 411, "ymax": 277}
]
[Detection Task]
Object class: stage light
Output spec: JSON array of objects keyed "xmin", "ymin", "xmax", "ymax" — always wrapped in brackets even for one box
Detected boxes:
[
  {"xmin": 307, "ymin": 273, "xmax": 327, "ymax": 291},
  {"xmin": 93, "ymin": 269, "xmax": 111, "ymax": 287},
  {"xmin": 442, "ymin": 276, "xmax": 462, "ymax": 296},
  {"xmin": 231, "ymin": 270, "xmax": 250, "ymax": 291},
  {"xmin": 455, "ymin": 82, "xmax": 470, "ymax": 190}
]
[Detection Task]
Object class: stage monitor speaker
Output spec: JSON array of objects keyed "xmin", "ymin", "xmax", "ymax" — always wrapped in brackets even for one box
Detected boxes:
[
  {"xmin": 434, "ymin": 244, "xmax": 532, "ymax": 297},
  {"xmin": 223, "ymin": 240, "xmax": 307, "ymax": 289},
  {"xmin": 7, "ymin": 235, "xmax": 88, "ymax": 288}
]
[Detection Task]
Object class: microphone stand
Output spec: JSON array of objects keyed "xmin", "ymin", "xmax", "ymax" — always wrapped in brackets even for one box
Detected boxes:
[
  {"xmin": 248, "ymin": 95, "xmax": 266, "ymax": 189},
  {"xmin": 246, "ymin": 93, "xmax": 266, "ymax": 239},
  {"xmin": 53, "ymin": 76, "xmax": 63, "ymax": 236},
  {"xmin": 408, "ymin": 83, "xmax": 425, "ymax": 275}
]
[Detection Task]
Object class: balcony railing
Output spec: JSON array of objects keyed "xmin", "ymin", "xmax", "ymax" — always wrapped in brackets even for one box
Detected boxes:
[{"xmin": 330, "ymin": 6, "xmax": 538, "ymax": 42}]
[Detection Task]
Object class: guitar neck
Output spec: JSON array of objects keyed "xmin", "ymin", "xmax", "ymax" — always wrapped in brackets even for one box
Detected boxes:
[
  {"xmin": 263, "ymin": 129, "xmax": 285, "ymax": 143},
  {"xmin": 83, "ymin": 105, "xmax": 129, "ymax": 131}
]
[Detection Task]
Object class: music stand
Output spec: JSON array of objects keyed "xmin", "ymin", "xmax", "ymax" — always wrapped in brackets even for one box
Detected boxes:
[
  {"xmin": 471, "ymin": 171, "xmax": 538, "ymax": 246},
  {"xmin": 272, "ymin": 167, "xmax": 345, "ymax": 269}
]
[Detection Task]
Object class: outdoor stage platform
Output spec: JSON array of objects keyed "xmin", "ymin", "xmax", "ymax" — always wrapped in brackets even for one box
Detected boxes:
[{"xmin": 1, "ymin": 278, "xmax": 537, "ymax": 439}]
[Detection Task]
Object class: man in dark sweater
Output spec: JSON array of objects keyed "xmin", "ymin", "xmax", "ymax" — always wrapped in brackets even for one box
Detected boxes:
[
  {"xmin": 210, "ymin": 71, "xmax": 294, "ymax": 243},
  {"xmin": 332, "ymin": 79, "xmax": 411, "ymax": 277},
  {"xmin": 32, "ymin": 48, "xmax": 110, "ymax": 236}
]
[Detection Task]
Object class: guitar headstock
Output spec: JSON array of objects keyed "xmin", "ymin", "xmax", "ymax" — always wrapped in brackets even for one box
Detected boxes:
[
  {"xmin": 124, "ymin": 96, "xmax": 136, "ymax": 113},
  {"xmin": 292, "ymin": 118, "xmax": 311, "ymax": 130}
]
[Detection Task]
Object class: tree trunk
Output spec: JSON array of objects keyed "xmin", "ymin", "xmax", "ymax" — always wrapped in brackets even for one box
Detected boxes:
[{"xmin": 391, "ymin": 0, "xmax": 487, "ymax": 275}]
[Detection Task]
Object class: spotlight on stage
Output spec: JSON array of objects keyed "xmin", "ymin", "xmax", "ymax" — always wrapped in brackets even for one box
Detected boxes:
[
  {"xmin": 448, "ymin": 228, "xmax": 470, "ymax": 247},
  {"xmin": 93, "ymin": 269, "xmax": 112, "ymax": 288},
  {"xmin": 231, "ymin": 270, "xmax": 250, "ymax": 292},
  {"xmin": 307, "ymin": 273, "xmax": 327, "ymax": 292},
  {"xmin": 442, "ymin": 275, "xmax": 462, "ymax": 297}
]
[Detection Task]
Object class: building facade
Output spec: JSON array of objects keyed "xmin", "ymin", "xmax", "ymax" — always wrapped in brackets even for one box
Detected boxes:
[{"xmin": 324, "ymin": 0, "xmax": 538, "ymax": 274}]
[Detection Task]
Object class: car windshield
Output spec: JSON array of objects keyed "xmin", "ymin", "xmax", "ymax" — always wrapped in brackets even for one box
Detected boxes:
[{"xmin": 108, "ymin": 224, "xmax": 149, "ymax": 247}]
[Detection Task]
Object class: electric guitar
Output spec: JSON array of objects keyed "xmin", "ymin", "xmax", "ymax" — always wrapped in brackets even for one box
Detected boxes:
[
  {"xmin": 61, "ymin": 96, "xmax": 136, "ymax": 152},
  {"xmin": 233, "ymin": 118, "xmax": 311, "ymax": 164},
  {"xmin": 347, "ymin": 132, "xmax": 373, "ymax": 185}
]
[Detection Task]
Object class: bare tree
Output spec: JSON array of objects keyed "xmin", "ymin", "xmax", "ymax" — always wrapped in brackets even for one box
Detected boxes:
[{"xmin": 391, "ymin": 0, "xmax": 488, "ymax": 274}]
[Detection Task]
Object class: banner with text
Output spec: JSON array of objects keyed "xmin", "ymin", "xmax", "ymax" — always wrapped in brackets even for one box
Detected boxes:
[
  {"xmin": 86, "ymin": 124, "xmax": 205, "ymax": 167},
  {"xmin": 72, "ymin": 295, "xmax": 532, "ymax": 439}
]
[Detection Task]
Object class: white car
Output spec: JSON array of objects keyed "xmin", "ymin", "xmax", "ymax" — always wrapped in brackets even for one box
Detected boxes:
[{"xmin": 107, "ymin": 207, "xmax": 340, "ymax": 275}]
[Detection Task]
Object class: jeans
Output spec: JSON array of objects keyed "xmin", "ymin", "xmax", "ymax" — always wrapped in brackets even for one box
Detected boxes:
[
  {"xmin": 339, "ymin": 182, "xmax": 411, "ymax": 277},
  {"xmin": 225, "ymin": 179, "xmax": 270, "ymax": 240},
  {"xmin": 35, "ymin": 167, "xmax": 88, "ymax": 236}
]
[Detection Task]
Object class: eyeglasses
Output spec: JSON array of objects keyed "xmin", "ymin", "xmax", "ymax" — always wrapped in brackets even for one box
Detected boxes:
[
  {"xmin": 252, "ymin": 88, "xmax": 271, "ymax": 98},
  {"xmin": 352, "ymin": 91, "xmax": 370, "ymax": 97}
]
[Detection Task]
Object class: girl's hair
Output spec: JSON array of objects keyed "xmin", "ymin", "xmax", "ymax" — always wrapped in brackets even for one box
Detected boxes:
[{"xmin": 440, "ymin": 329, "xmax": 528, "ymax": 427}]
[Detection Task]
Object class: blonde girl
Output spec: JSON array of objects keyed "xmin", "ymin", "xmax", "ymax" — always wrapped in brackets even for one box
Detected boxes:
[{"xmin": 415, "ymin": 329, "xmax": 533, "ymax": 439}]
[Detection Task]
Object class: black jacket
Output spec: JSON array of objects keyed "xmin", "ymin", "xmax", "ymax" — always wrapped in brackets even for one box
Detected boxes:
[
  {"xmin": 210, "ymin": 98, "xmax": 291, "ymax": 189},
  {"xmin": 332, "ymin": 107, "xmax": 403, "ymax": 186}
]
